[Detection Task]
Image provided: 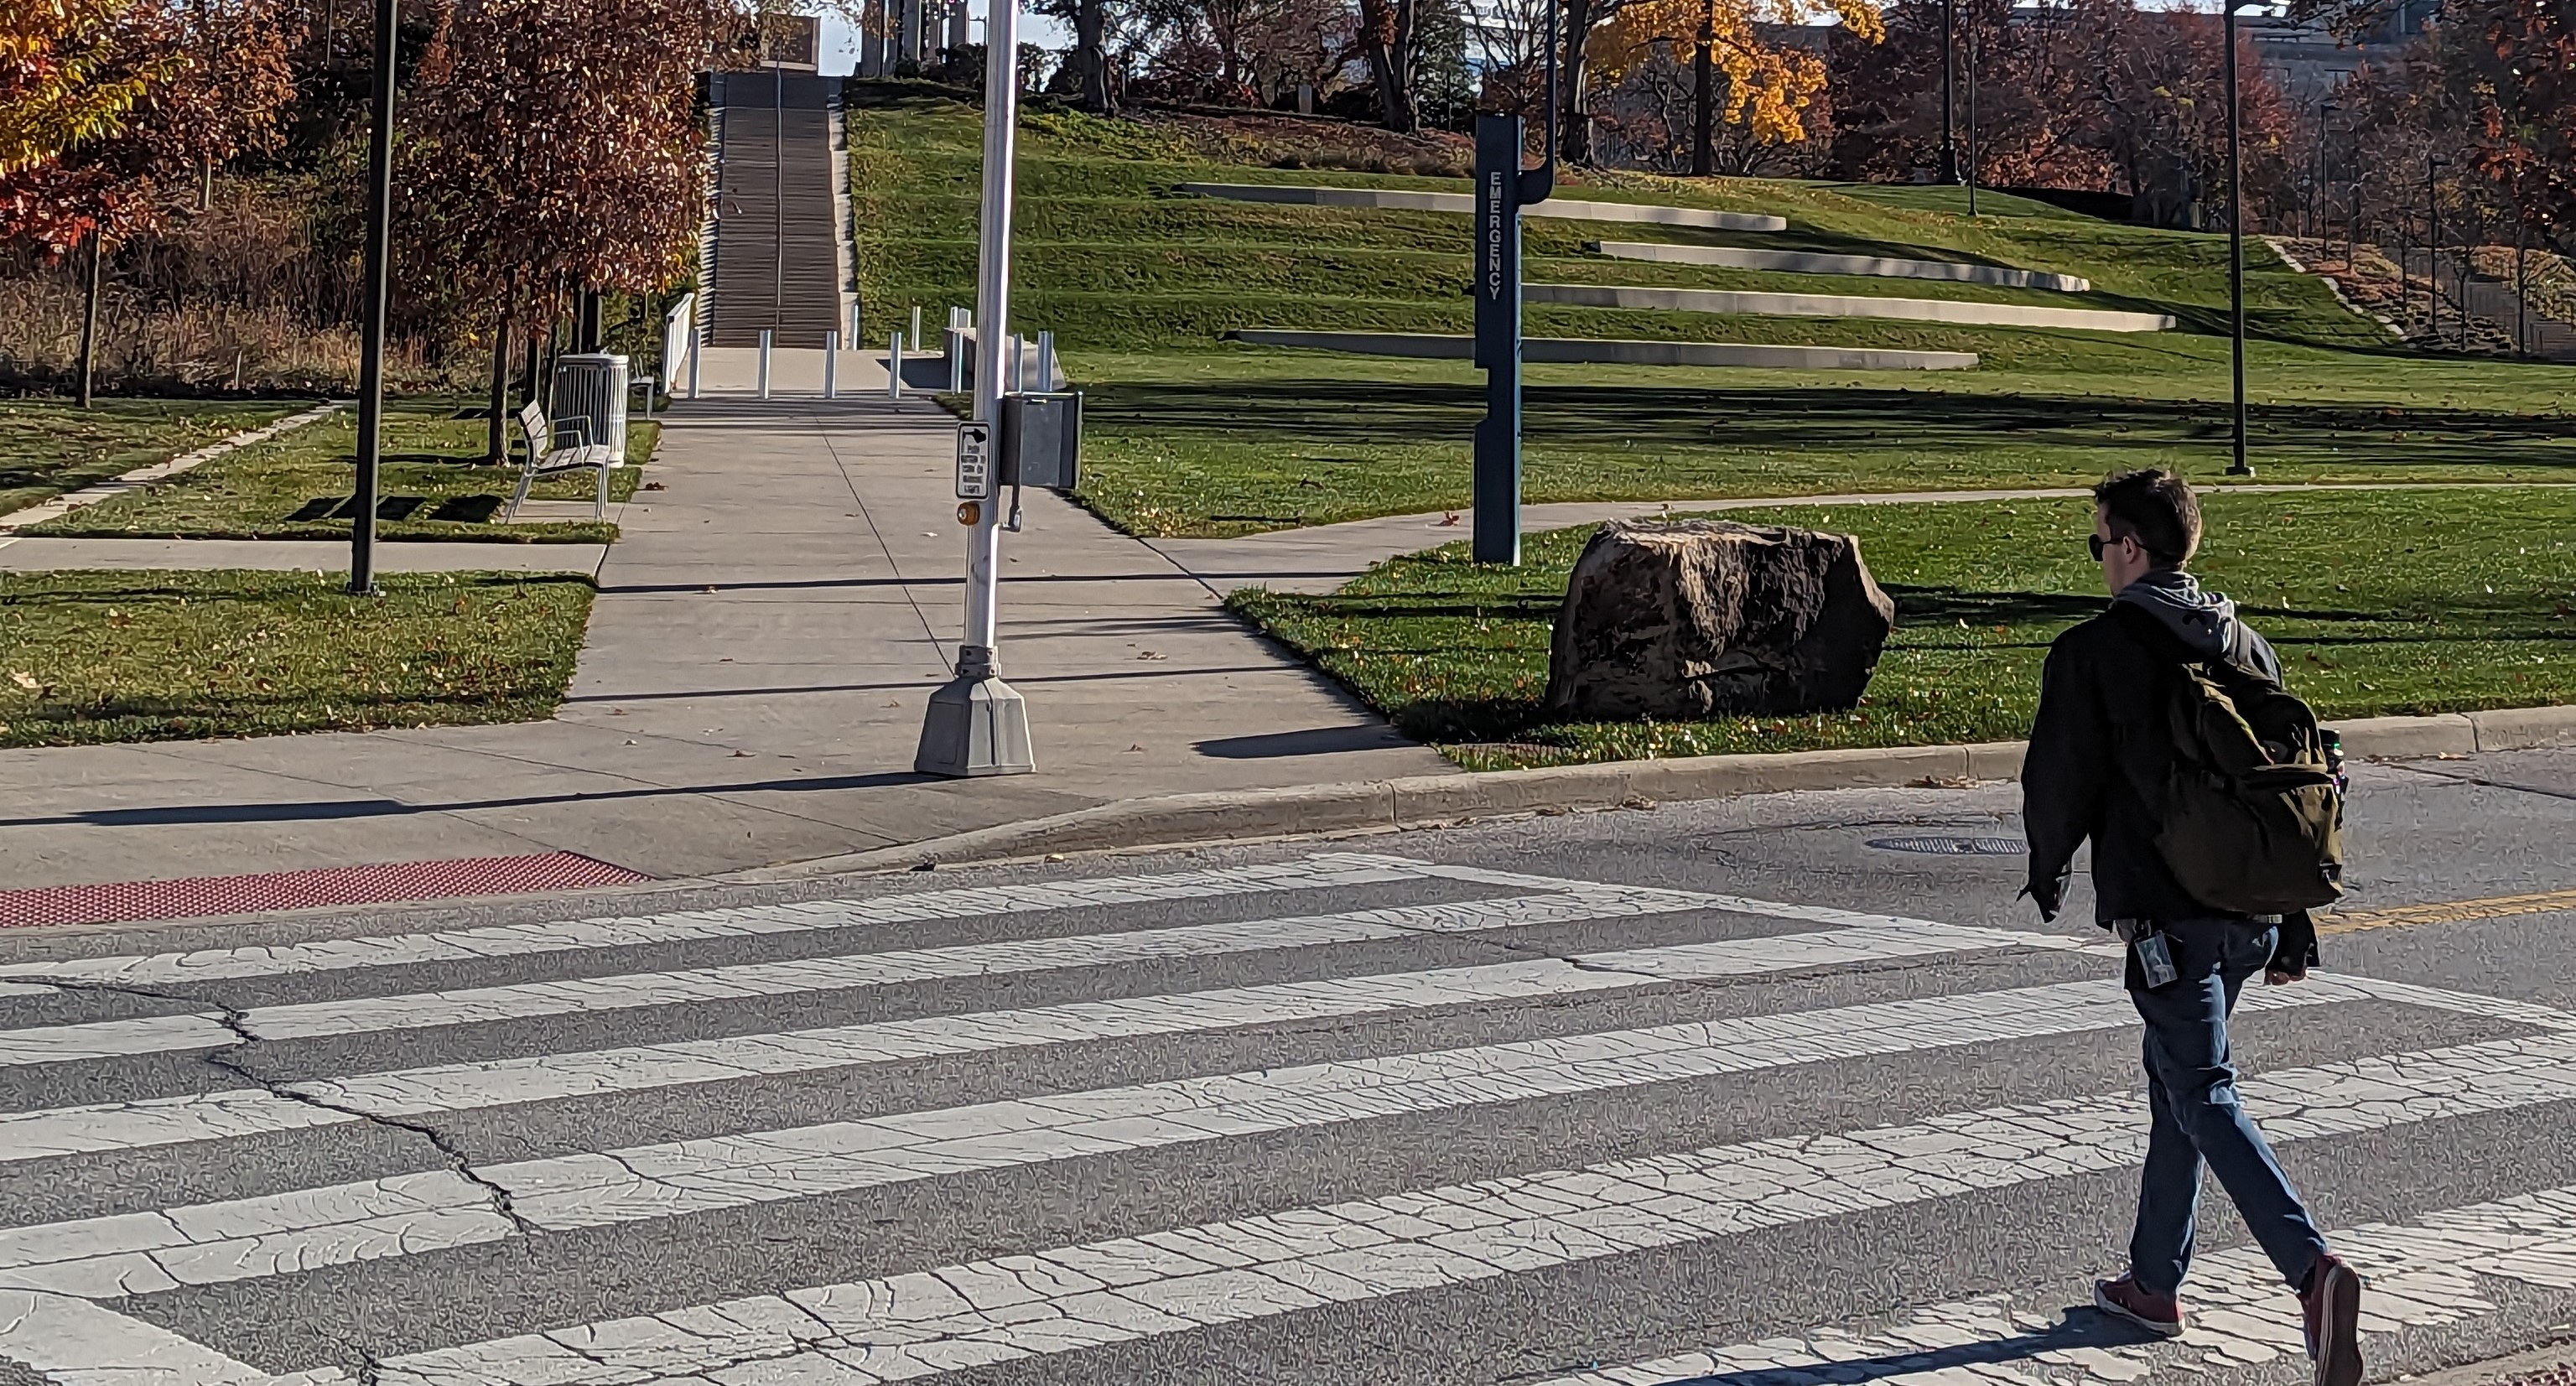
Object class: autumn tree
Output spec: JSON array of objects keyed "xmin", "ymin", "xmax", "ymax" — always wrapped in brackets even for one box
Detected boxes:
[
  {"xmin": 399, "ymin": 0, "xmax": 740, "ymax": 459},
  {"xmin": 1561, "ymin": 0, "xmax": 1876, "ymax": 164},
  {"xmin": 1827, "ymin": 0, "xmax": 2114, "ymax": 188},
  {"xmin": 2, "ymin": 0, "xmax": 294, "ymax": 402},
  {"xmin": 2454, "ymin": 0, "xmax": 2572, "ymax": 252},
  {"xmin": 1, "ymin": 0, "xmax": 156, "ymax": 176}
]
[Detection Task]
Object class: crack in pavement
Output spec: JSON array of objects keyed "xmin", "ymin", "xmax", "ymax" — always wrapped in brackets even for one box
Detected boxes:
[{"xmin": 26, "ymin": 977, "xmax": 544, "ymax": 1249}]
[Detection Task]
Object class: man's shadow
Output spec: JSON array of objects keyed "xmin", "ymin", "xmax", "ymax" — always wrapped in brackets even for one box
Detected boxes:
[{"xmin": 1633, "ymin": 1304, "xmax": 2162, "ymax": 1385}]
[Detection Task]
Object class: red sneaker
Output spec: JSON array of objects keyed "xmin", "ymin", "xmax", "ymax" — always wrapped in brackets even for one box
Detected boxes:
[
  {"xmin": 2094, "ymin": 1274, "xmax": 2186, "ymax": 1338},
  {"xmin": 2300, "ymin": 1254, "xmax": 2365, "ymax": 1386}
]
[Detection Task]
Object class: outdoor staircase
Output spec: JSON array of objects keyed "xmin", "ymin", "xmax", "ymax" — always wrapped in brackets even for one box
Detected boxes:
[
  {"xmin": 705, "ymin": 71, "xmax": 847, "ymax": 350},
  {"xmin": 2401, "ymin": 247, "xmax": 2576, "ymax": 362}
]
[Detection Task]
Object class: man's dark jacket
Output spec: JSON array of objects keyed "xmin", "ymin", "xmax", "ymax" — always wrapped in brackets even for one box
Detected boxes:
[{"xmin": 2023, "ymin": 570, "xmax": 2283, "ymax": 926}]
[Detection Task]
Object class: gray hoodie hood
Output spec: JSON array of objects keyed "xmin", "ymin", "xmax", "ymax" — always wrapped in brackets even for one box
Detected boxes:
[{"xmin": 2115, "ymin": 569, "xmax": 2282, "ymax": 679}]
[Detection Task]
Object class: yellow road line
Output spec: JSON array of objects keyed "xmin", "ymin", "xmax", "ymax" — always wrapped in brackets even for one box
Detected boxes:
[{"xmin": 2320, "ymin": 887, "xmax": 2576, "ymax": 936}]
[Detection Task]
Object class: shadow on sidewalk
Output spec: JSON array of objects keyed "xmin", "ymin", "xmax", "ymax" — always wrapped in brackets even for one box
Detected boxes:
[{"xmin": 0, "ymin": 769, "xmax": 937, "ymax": 830}]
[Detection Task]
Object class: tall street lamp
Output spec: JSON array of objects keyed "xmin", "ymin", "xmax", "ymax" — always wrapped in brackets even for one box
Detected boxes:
[
  {"xmin": 2425, "ymin": 154, "xmax": 2445, "ymax": 345},
  {"xmin": 1938, "ymin": 0, "xmax": 1961, "ymax": 184},
  {"xmin": 2222, "ymin": 0, "xmax": 2256, "ymax": 476},
  {"xmin": 349, "ymin": 0, "xmax": 399, "ymax": 594}
]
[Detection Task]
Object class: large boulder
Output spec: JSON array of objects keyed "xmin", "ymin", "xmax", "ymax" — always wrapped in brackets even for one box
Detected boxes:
[{"xmin": 1543, "ymin": 519, "xmax": 1897, "ymax": 721}]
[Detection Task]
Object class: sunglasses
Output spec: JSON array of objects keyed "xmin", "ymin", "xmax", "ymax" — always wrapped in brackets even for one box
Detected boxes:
[{"xmin": 2088, "ymin": 533, "xmax": 2111, "ymax": 561}]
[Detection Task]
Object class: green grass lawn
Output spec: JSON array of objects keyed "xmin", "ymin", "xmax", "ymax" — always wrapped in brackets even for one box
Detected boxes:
[
  {"xmin": 0, "ymin": 569, "xmax": 596, "ymax": 747},
  {"xmin": 1229, "ymin": 488, "xmax": 2576, "ymax": 769},
  {"xmin": 0, "ymin": 398, "xmax": 295, "ymax": 520},
  {"xmin": 849, "ymin": 94, "xmax": 2576, "ymax": 539},
  {"xmin": 25, "ymin": 397, "xmax": 652, "ymax": 543},
  {"xmin": 1070, "ymin": 349, "xmax": 2576, "ymax": 537}
]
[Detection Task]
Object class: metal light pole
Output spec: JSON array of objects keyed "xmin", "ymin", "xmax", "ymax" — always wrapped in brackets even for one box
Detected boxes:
[
  {"xmin": 2223, "ymin": 1, "xmax": 2251, "ymax": 476},
  {"xmin": 916, "ymin": 0, "xmax": 1034, "ymax": 776},
  {"xmin": 1964, "ymin": 10, "xmax": 1978, "ymax": 216},
  {"xmin": 2425, "ymin": 154, "xmax": 2445, "ymax": 343},
  {"xmin": 349, "ymin": 0, "xmax": 398, "ymax": 594},
  {"xmin": 1938, "ymin": 0, "xmax": 1961, "ymax": 184},
  {"xmin": 771, "ymin": 46, "xmax": 784, "ymax": 331}
]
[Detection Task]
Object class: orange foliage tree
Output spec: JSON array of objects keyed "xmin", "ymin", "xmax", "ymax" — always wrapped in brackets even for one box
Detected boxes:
[{"xmin": 1576, "ymin": 0, "xmax": 1880, "ymax": 165}]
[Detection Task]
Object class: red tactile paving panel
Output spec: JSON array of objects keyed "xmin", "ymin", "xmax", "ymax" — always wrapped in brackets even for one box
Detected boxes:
[{"xmin": 0, "ymin": 853, "xmax": 650, "ymax": 929}]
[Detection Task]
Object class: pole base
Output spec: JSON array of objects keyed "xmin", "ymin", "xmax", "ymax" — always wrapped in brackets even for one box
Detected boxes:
[{"xmin": 915, "ymin": 673, "xmax": 1035, "ymax": 777}]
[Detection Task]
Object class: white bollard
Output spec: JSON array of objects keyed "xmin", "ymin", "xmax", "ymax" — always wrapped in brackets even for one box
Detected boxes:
[
  {"xmin": 1036, "ymin": 330, "xmax": 1056, "ymax": 392},
  {"xmin": 1008, "ymin": 333, "xmax": 1025, "ymax": 393},
  {"xmin": 911, "ymin": 304, "xmax": 923, "ymax": 348},
  {"xmin": 687, "ymin": 335, "xmax": 702, "ymax": 400},
  {"xmin": 823, "ymin": 330, "xmax": 839, "ymax": 398},
  {"xmin": 889, "ymin": 330, "xmax": 905, "ymax": 400},
  {"xmin": 948, "ymin": 328, "xmax": 964, "ymax": 392},
  {"xmin": 757, "ymin": 329, "xmax": 772, "ymax": 399}
]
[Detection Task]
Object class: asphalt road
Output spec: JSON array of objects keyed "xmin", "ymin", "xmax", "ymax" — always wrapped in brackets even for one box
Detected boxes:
[{"xmin": 3, "ymin": 749, "xmax": 2573, "ymax": 1386}]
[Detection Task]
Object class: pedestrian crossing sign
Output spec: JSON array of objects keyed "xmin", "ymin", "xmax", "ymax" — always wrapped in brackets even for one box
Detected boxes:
[{"xmin": 954, "ymin": 420, "xmax": 991, "ymax": 500}]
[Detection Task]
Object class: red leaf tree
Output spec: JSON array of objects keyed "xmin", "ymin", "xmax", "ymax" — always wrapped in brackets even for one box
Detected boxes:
[{"xmin": 397, "ymin": 0, "xmax": 743, "ymax": 456}]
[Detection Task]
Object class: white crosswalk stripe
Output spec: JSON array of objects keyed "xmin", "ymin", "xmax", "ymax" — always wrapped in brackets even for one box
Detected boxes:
[
  {"xmin": 0, "ymin": 921, "xmax": 2053, "ymax": 1161},
  {"xmin": 3, "ymin": 848, "xmax": 2571, "ymax": 1386}
]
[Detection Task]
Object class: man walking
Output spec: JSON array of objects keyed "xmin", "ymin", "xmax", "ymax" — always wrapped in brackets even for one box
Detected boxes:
[{"xmin": 2022, "ymin": 469, "xmax": 2363, "ymax": 1386}]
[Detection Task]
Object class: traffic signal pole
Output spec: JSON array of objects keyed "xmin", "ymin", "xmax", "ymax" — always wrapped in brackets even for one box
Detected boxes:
[{"xmin": 916, "ymin": 0, "xmax": 1035, "ymax": 776}]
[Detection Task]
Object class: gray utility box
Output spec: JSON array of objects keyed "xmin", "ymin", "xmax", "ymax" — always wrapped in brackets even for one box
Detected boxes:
[{"xmin": 1000, "ymin": 392, "xmax": 1081, "ymax": 491}]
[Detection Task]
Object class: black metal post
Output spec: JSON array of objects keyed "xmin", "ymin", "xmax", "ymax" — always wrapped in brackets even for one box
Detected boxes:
[
  {"xmin": 1938, "ymin": 0, "xmax": 1960, "ymax": 184},
  {"xmin": 1965, "ymin": 10, "xmax": 1977, "ymax": 216},
  {"xmin": 2517, "ymin": 223, "xmax": 2529, "ymax": 356},
  {"xmin": 76, "ymin": 232, "xmax": 102, "ymax": 408},
  {"xmin": 771, "ymin": 55, "xmax": 784, "ymax": 330},
  {"xmin": 1690, "ymin": 0, "xmax": 1713, "ymax": 178},
  {"xmin": 350, "ymin": 0, "xmax": 397, "ymax": 595},
  {"xmin": 1470, "ymin": 0, "xmax": 1556, "ymax": 567},
  {"xmin": 2426, "ymin": 156, "xmax": 2442, "ymax": 342},
  {"xmin": 2224, "ymin": 3, "xmax": 2251, "ymax": 475}
]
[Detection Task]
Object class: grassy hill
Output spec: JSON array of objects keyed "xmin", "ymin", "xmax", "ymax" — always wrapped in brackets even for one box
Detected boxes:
[{"xmin": 848, "ymin": 90, "xmax": 2574, "ymax": 537}]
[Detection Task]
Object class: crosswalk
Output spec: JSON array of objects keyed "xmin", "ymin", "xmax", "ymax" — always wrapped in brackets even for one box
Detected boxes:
[{"xmin": 1, "ymin": 848, "xmax": 2571, "ymax": 1385}]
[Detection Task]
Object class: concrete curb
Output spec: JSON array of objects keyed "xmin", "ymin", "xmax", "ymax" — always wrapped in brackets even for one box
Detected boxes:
[
  {"xmin": 1524, "ymin": 282, "xmax": 2174, "ymax": 332},
  {"xmin": 1227, "ymin": 330, "xmax": 1979, "ymax": 371},
  {"xmin": 1175, "ymin": 182, "xmax": 1788, "ymax": 231},
  {"xmin": 1587, "ymin": 240, "xmax": 2091, "ymax": 293},
  {"xmin": 759, "ymin": 705, "xmax": 2576, "ymax": 877}
]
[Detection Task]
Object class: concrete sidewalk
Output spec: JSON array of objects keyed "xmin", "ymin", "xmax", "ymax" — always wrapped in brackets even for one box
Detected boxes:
[{"xmin": 0, "ymin": 394, "xmax": 1447, "ymax": 893}]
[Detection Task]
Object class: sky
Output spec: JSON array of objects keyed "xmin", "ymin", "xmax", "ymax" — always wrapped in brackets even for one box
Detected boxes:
[{"xmin": 816, "ymin": 5, "xmax": 1073, "ymax": 75}]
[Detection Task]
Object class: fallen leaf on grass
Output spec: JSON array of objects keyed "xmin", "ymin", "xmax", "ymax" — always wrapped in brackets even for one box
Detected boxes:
[{"xmin": 8, "ymin": 672, "xmax": 37, "ymax": 690}]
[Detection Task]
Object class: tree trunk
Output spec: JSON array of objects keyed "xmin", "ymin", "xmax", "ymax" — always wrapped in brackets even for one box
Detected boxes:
[
  {"xmin": 1560, "ymin": 0, "xmax": 1597, "ymax": 164},
  {"xmin": 77, "ymin": 233, "xmax": 103, "ymax": 408},
  {"xmin": 1074, "ymin": 0, "xmax": 1109, "ymax": 113},
  {"xmin": 1358, "ymin": 0, "xmax": 1417, "ymax": 132},
  {"xmin": 519, "ymin": 320, "xmax": 542, "ymax": 408},
  {"xmin": 487, "ymin": 314, "xmax": 513, "ymax": 464},
  {"xmin": 1690, "ymin": 0, "xmax": 1714, "ymax": 177}
]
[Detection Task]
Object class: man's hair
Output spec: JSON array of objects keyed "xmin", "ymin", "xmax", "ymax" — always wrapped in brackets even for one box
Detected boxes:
[{"xmin": 2092, "ymin": 469, "xmax": 2200, "ymax": 568}]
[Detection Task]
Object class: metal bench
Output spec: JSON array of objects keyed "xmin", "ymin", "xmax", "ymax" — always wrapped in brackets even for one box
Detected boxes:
[{"xmin": 509, "ymin": 401, "xmax": 613, "ymax": 522}]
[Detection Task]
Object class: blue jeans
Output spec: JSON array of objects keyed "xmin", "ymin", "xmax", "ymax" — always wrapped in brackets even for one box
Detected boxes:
[{"xmin": 2128, "ymin": 917, "xmax": 2330, "ymax": 1296}]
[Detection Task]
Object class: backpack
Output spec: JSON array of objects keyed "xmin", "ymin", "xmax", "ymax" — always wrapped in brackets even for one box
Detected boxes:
[{"xmin": 2110, "ymin": 602, "xmax": 2346, "ymax": 915}]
